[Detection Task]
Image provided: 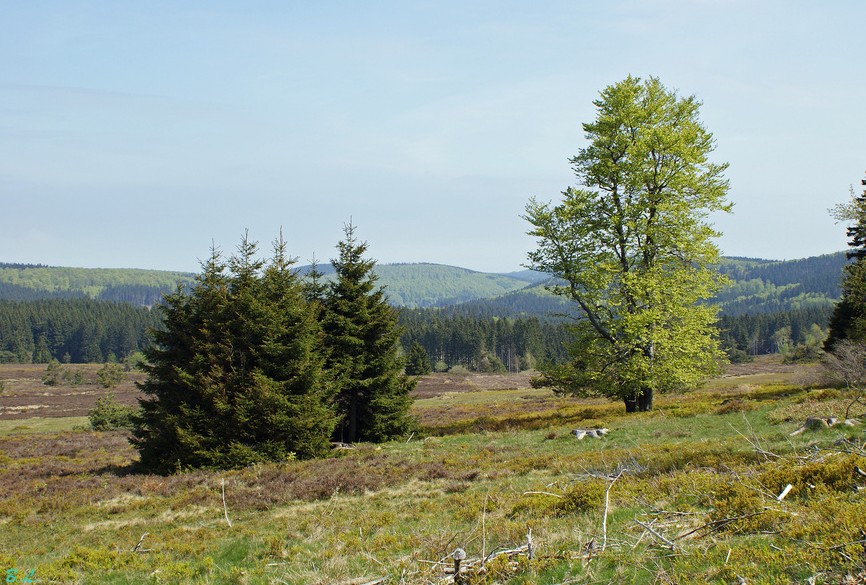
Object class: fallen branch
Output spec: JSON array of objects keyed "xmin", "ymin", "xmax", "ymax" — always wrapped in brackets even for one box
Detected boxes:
[
  {"xmin": 222, "ymin": 478, "xmax": 232, "ymax": 528},
  {"xmin": 131, "ymin": 532, "xmax": 150, "ymax": 553},
  {"xmin": 481, "ymin": 544, "xmax": 531, "ymax": 565},
  {"xmin": 602, "ymin": 469, "xmax": 625, "ymax": 552},
  {"xmin": 481, "ymin": 489, "xmax": 489, "ymax": 564},
  {"xmin": 730, "ymin": 419, "xmax": 779, "ymax": 459},
  {"xmin": 333, "ymin": 578, "xmax": 387, "ymax": 585},
  {"xmin": 522, "ymin": 491, "xmax": 563, "ymax": 498},
  {"xmin": 675, "ymin": 510, "xmax": 769, "ymax": 541},
  {"xmin": 635, "ymin": 519, "xmax": 676, "ymax": 550}
]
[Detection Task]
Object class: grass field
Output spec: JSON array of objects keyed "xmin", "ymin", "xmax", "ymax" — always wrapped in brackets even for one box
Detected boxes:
[{"xmin": 0, "ymin": 357, "xmax": 864, "ymax": 584}]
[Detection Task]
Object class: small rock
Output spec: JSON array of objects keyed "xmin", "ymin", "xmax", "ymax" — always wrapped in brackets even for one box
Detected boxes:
[{"xmin": 572, "ymin": 428, "xmax": 609, "ymax": 440}]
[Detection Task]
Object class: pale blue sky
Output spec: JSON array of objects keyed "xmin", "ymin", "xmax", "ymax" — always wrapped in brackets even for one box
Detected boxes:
[{"xmin": 1, "ymin": 1, "xmax": 863, "ymax": 273}]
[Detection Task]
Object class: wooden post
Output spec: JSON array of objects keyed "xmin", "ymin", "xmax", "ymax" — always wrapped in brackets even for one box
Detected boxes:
[{"xmin": 452, "ymin": 548, "xmax": 466, "ymax": 584}]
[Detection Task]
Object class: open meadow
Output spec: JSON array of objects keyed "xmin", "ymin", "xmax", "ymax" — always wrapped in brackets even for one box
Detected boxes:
[{"xmin": 1, "ymin": 358, "xmax": 864, "ymax": 584}]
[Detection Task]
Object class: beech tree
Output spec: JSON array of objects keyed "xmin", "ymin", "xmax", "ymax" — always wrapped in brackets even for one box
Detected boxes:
[
  {"xmin": 825, "ymin": 173, "xmax": 866, "ymax": 349},
  {"xmin": 524, "ymin": 75, "xmax": 731, "ymax": 412},
  {"xmin": 322, "ymin": 222, "xmax": 415, "ymax": 442}
]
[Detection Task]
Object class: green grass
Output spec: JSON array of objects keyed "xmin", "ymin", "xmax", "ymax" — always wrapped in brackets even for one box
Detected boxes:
[
  {"xmin": 0, "ymin": 378, "xmax": 865, "ymax": 584},
  {"xmin": 0, "ymin": 416, "xmax": 88, "ymax": 436}
]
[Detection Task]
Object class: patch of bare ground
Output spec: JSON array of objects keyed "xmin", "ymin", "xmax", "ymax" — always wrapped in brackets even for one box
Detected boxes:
[
  {"xmin": 0, "ymin": 365, "xmax": 538, "ymax": 420},
  {"xmin": 412, "ymin": 371, "xmax": 534, "ymax": 399},
  {"xmin": 0, "ymin": 363, "xmax": 144, "ymax": 419},
  {"xmin": 722, "ymin": 353, "xmax": 801, "ymax": 377}
]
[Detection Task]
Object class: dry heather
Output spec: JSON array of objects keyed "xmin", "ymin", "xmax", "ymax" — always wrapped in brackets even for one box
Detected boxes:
[{"xmin": 0, "ymin": 357, "xmax": 865, "ymax": 584}]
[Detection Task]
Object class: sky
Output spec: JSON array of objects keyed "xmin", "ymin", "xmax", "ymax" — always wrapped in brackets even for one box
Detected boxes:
[{"xmin": 1, "ymin": 1, "xmax": 864, "ymax": 274}]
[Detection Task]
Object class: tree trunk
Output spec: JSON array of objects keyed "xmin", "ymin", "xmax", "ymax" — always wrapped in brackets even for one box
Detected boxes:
[
  {"xmin": 624, "ymin": 389, "xmax": 653, "ymax": 412},
  {"xmin": 638, "ymin": 387, "xmax": 653, "ymax": 411},
  {"xmin": 347, "ymin": 395, "xmax": 358, "ymax": 443}
]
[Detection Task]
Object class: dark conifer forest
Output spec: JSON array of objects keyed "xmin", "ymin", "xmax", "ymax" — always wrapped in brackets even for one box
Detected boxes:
[{"xmin": 0, "ymin": 252, "xmax": 848, "ymax": 366}]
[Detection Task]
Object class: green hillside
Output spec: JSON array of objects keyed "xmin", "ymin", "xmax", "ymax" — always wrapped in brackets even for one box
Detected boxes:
[
  {"xmin": 714, "ymin": 253, "xmax": 846, "ymax": 315},
  {"xmin": 450, "ymin": 253, "xmax": 848, "ymax": 318},
  {"xmin": 269, "ymin": 262, "xmax": 537, "ymax": 308},
  {"xmin": 0, "ymin": 264, "xmax": 195, "ymax": 305},
  {"xmin": 0, "ymin": 253, "xmax": 848, "ymax": 315},
  {"xmin": 0, "ymin": 262, "xmax": 530, "ymax": 309},
  {"xmin": 360, "ymin": 263, "xmax": 531, "ymax": 307}
]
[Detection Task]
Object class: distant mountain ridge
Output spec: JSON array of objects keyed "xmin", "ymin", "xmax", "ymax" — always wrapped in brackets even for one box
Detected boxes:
[{"xmin": 0, "ymin": 252, "xmax": 848, "ymax": 315}]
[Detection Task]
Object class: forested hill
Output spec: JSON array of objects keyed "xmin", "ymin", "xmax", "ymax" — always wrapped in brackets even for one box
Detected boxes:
[
  {"xmin": 302, "ymin": 263, "xmax": 531, "ymax": 307},
  {"xmin": 0, "ymin": 252, "xmax": 847, "ymax": 314},
  {"xmin": 437, "ymin": 253, "xmax": 849, "ymax": 318},
  {"xmin": 714, "ymin": 252, "xmax": 847, "ymax": 315},
  {"xmin": 0, "ymin": 264, "xmax": 196, "ymax": 306}
]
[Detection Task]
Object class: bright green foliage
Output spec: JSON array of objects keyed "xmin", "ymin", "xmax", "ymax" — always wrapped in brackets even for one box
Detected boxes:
[
  {"xmin": 826, "ymin": 173, "xmax": 866, "ymax": 349},
  {"xmin": 41, "ymin": 359, "xmax": 64, "ymax": 386},
  {"xmin": 41, "ymin": 359, "xmax": 83, "ymax": 386},
  {"xmin": 132, "ymin": 234, "xmax": 334, "ymax": 472},
  {"xmin": 524, "ymin": 76, "xmax": 731, "ymax": 411},
  {"xmin": 404, "ymin": 341, "xmax": 432, "ymax": 376},
  {"xmin": 96, "ymin": 362, "xmax": 125, "ymax": 388},
  {"xmin": 323, "ymin": 222, "xmax": 416, "ymax": 443},
  {"xmin": 88, "ymin": 393, "xmax": 136, "ymax": 431}
]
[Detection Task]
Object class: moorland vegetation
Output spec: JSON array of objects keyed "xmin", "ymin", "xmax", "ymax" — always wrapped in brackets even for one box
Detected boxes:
[
  {"xmin": 1, "ymin": 358, "xmax": 865, "ymax": 583},
  {"xmin": 1, "ymin": 76, "xmax": 865, "ymax": 583}
]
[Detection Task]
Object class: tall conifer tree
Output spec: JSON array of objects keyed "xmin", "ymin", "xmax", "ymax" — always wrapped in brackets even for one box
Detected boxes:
[
  {"xmin": 322, "ymin": 222, "xmax": 415, "ymax": 443},
  {"xmin": 826, "ymin": 173, "xmax": 866, "ymax": 349},
  {"xmin": 132, "ymin": 235, "xmax": 334, "ymax": 472}
]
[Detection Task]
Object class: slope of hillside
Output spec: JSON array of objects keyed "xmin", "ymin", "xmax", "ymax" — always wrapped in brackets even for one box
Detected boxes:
[
  {"xmin": 365, "ymin": 263, "xmax": 531, "ymax": 307},
  {"xmin": 715, "ymin": 252, "xmax": 846, "ymax": 315},
  {"xmin": 0, "ymin": 253, "xmax": 848, "ymax": 315},
  {"xmin": 0, "ymin": 264, "xmax": 195, "ymax": 306},
  {"xmin": 295, "ymin": 262, "xmax": 535, "ymax": 307}
]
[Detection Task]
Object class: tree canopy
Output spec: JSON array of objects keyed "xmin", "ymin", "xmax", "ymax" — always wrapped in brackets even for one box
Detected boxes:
[
  {"xmin": 825, "ymin": 173, "xmax": 866, "ymax": 349},
  {"xmin": 132, "ymin": 234, "xmax": 335, "ymax": 472},
  {"xmin": 524, "ymin": 75, "xmax": 731, "ymax": 412},
  {"xmin": 322, "ymin": 223, "xmax": 416, "ymax": 443}
]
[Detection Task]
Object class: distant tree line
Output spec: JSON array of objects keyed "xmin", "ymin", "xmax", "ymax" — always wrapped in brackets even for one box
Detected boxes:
[
  {"xmin": 0, "ymin": 262, "xmax": 49, "ymax": 269},
  {"xmin": 718, "ymin": 305, "xmax": 832, "ymax": 360},
  {"xmin": 0, "ymin": 298, "xmax": 161, "ymax": 364},
  {"xmin": 0, "ymin": 297, "xmax": 836, "ymax": 368},
  {"xmin": 717, "ymin": 253, "xmax": 846, "ymax": 302},
  {"xmin": 398, "ymin": 310, "xmax": 572, "ymax": 372}
]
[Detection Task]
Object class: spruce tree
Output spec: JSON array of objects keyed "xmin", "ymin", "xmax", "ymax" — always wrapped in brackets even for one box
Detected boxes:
[
  {"xmin": 826, "ymin": 174, "xmax": 866, "ymax": 349},
  {"xmin": 133, "ymin": 247, "xmax": 231, "ymax": 471},
  {"xmin": 323, "ymin": 222, "xmax": 416, "ymax": 443},
  {"xmin": 132, "ymin": 235, "xmax": 334, "ymax": 472},
  {"xmin": 405, "ymin": 340, "xmax": 432, "ymax": 375}
]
